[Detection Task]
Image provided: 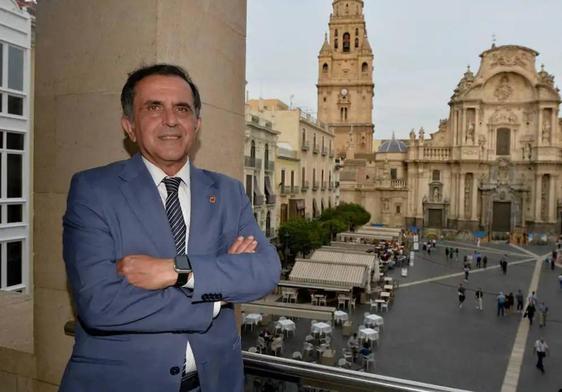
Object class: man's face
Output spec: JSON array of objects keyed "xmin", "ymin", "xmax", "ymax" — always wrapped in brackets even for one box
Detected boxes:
[{"xmin": 121, "ymin": 74, "xmax": 201, "ymax": 175}]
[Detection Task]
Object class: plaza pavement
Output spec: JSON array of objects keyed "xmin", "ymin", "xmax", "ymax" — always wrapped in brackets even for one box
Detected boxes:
[{"xmin": 241, "ymin": 240, "xmax": 561, "ymax": 392}]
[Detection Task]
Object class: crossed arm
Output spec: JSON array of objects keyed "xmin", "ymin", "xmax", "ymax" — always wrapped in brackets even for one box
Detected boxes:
[{"xmin": 116, "ymin": 236, "xmax": 258, "ymax": 290}]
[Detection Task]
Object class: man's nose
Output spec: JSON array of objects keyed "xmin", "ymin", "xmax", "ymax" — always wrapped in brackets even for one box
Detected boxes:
[{"xmin": 163, "ymin": 107, "xmax": 178, "ymax": 126}]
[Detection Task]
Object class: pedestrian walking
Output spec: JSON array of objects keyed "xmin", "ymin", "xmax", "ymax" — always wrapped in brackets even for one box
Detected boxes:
[
  {"xmin": 458, "ymin": 284, "xmax": 466, "ymax": 309},
  {"xmin": 483, "ymin": 255, "xmax": 487, "ymax": 268},
  {"xmin": 445, "ymin": 248, "xmax": 449, "ymax": 258},
  {"xmin": 559, "ymin": 273, "xmax": 562, "ymax": 289},
  {"xmin": 475, "ymin": 288, "xmax": 483, "ymax": 310},
  {"xmin": 516, "ymin": 289, "xmax": 524, "ymax": 312},
  {"xmin": 455, "ymin": 248, "xmax": 459, "ymax": 261},
  {"xmin": 550, "ymin": 255, "xmax": 555, "ymax": 270},
  {"xmin": 463, "ymin": 264, "xmax": 470, "ymax": 281},
  {"xmin": 505, "ymin": 292, "xmax": 514, "ymax": 315},
  {"xmin": 500, "ymin": 259, "xmax": 508, "ymax": 275},
  {"xmin": 476, "ymin": 254, "xmax": 481, "ymax": 268},
  {"xmin": 534, "ymin": 338, "xmax": 549, "ymax": 374},
  {"xmin": 527, "ymin": 291, "xmax": 538, "ymax": 306},
  {"xmin": 538, "ymin": 302, "xmax": 549, "ymax": 327},
  {"xmin": 427, "ymin": 246, "xmax": 431, "ymax": 255},
  {"xmin": 524, "ymin": 302, "xmax": 536, "ymax": 325},
  {"xmin": 497, "ymin": 292, "xmax": 506, "ymax": 316}
]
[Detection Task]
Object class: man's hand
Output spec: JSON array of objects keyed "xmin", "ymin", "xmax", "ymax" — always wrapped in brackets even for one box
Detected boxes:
[
  {"xmin": 117, "ymin": 255, "xmax": 177, "ymax": 290},
  {"xmin": 228, "ymin": 235, "xmax": 257, "ymax": 254}
]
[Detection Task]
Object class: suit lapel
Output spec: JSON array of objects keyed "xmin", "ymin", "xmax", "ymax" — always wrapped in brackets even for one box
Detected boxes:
[
  {"xmin": 189, "ymin": 165, "xmax": 217, "ymax": 255},
  {"xmin": 119, "ymin": 154, "xmax": 176, "ymax": 256}
]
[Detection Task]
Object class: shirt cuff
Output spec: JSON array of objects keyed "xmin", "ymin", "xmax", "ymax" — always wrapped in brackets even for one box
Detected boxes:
[
  {"xmin": 183, "ymin": 273, "xmax": 195, "ymax": 289},
  {"xmin": 212, "ymin": 301, "xmax": 221, "ymax": 318}
]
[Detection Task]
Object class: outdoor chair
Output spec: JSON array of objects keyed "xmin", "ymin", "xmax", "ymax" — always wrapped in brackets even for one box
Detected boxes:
[
  {"xmin": 381, "ymin": 300, "xmax": 389, "ymax": 312},
  {"xmin": 350, "ymin": 297, "xmax": 356, "ymax": 311},
  {"xmin": 362, "ymin": 353, "xmax": 375, "ymax": 371},
  {"xmin": 291, "ymin": 351, "xmax": 303, "ymax": 360}
]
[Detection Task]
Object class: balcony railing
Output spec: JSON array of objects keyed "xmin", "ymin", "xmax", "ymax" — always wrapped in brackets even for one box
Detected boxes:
[
  {"xmin": 321, "ymin": 181, "xmax": 327, "ymax": 190},
  {"xmin": 244, "ymin": 352, "xmax": 470, "ymax": 392},
  {"xmin": 329, "ymin": 150, "xmax": 334, "ymax": 158},
  {"xmin": 264, "ymin": 161, "xmax": 275, "ymax": 172},
  {"xmin": 266, "ymin": 194, "xmax": 277, "ymax": 204},
  {"xmin": 281, "ymin": 186, "xmax": 299, "ymax": 195},
  {"xmin": 422, "ymin": 147, "xmax": 451, "ymax": 161},
  {"xmin": 312, "ymin": 181, "xmax": 319, "ymax": 191},
  {"xmin": 313, "ymin": 144, "xmax": 320, "ymax": 154},
  {"xmin": 301, "ymin": 181, "xmax": 309, "ymax": 192},
  {"xmin": 253, "ymin": 195, "xmax": 265, "ymax": 206},
  {"xmin": 301, "ymin": 141, "xmax": 309, "ymax": 151},
  {"xmin": 322, "ymin": 146, "xmax": 327, "ymax": 156},
  {"xmin": 328, "ymin": 182, "xmax": 333, "ymax": 190},
  {"xmin": 244, "ymin": 156, "xmax": 263, "ymax": 169}
]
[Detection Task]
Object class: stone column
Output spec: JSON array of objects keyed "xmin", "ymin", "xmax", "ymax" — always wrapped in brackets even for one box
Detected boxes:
[
  {"xmin": 535, "ymin": 175, "xmax": 542, "ymax": 222},
  {"xmin": 548, "ymin": 175, "xmax": 557, "ymax": 222},
  {"xmin": 33, "ymin": 1, "xmax": 246, "ymax": 389},
  {"xmin": 471, "ymin": 174, "xmax": 478, "ymax": 222},
  {"xmin": 458, "ymin": 173, "xmax": 465, "ymax": 221}
]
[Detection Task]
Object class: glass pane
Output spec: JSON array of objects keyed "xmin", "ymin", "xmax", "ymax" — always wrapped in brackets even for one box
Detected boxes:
[
  {"xmin": 6, "ymin": 133, "xmax": 23, "ymax": 150},
  {"xmin": 7, "ymin": 241, "xmax": 22, "ymax": 286},
  {"xmin": 0, "ymin": 130, "xmax": 3, "ymax": 148},
  {"xmin": 0, "ymin": 243, "xmax": 2, "ymax": 287},
  {"xmin": 7, "ymin": 204, "xmax": 22, "ymax": 223},
  {"xmin": 8, "ymin": 46, "xmax": 23, "ymax": 91},
  {"xmin": 0, "ymin": 43, "xmax": 3, "ymax": 87},
  {"xmin": 7, "ymin": 154, "xmax": 22, "ymax": 198},
  {"xmin": 7, "ymin": 95, "xmax": 23, "ymax": 115}
]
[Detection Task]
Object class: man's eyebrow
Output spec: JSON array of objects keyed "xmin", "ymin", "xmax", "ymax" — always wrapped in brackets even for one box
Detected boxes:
[{"xmin": 143, "ymin": 99, "xmax": 163, "ymax": 106}]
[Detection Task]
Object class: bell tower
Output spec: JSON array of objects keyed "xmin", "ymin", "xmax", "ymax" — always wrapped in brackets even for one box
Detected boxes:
[{"xmin": 317, "ymin": 0, "xmax": 374, "ymax": 159}]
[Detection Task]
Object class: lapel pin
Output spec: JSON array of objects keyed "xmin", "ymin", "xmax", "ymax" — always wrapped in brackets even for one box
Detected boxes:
[{"xmin": 209, "ymin": 195, "xmax": 216, "ymax": 204}]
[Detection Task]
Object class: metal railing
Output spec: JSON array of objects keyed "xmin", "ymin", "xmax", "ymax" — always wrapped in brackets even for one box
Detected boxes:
[
  {"xmin": 253, "ymin": 195, "xmax": 265, "ymax": 206},
  {"xmin": 312, "ymin": 181, "xmax": 319, "ymax": 191},
  {"xmin": 301, "ymin": 181, "xmax": 309, "ymax": 191},
  {"xmin": 265, "ymin": 161, "xmax": 275, "ymax": 172},
  {"xmin": 302, "ymin": 141, "xmax": 310, "ymax": 151},
  {"xmin": 266, "ymin": 194, "xmax": 277, "ymax": 205},
  {"xmin": 280, "ymin": 186, "xmax": 299, "ymax": 195},
  {"xmin": 322, "ymin": 146, "xmax": 328, "ymax": 156},
  {"xmin": 313, "ymin": 144, "xmax": 320, "ymax": 154},
  {"xmin": 244, "ymin": 352, "xmax": 471, "ymax": 392}
]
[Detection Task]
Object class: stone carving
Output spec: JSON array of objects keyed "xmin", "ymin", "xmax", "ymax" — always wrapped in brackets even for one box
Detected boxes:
[
  {"xmin": 490, "ymin": 107, "xmax": 519, "ymax": 124},
  {"xmin": 494, "ymin": 75, "xmax": 513, "ymax": 101},
  {"xmin": 418, "ymin": 127, "xmax": 425, "ymax": 143},
  {"xmin": 538, "ymin": 64, "xmax": 555, "ymax": 88},
  {"xmin": 432, "ymin": 186, "xmax": 440, "ymax": 202},
  {"xmin": 542, "ymin": 111, "xmax": 551, "ymax": 143},
  {"xmin": 409, "ymin": 128, "xmax": 416, "ymax": 141},
  {"xmin": 466, "ymin": 122, "xmax": 475, "ymax": 144},
  {"xmin": 489, "ymin": 52, "xmax": 528, "ymax": 68}
]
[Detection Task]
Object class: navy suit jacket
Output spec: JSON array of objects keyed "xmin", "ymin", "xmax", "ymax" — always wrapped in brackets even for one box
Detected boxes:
[{"xmin": 60, "ymin": 154, "xmax": 280, "ymax": 392}]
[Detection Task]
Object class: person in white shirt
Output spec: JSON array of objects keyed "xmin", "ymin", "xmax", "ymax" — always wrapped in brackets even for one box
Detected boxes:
[{"xmin": 534, "ymin": 338, "xmax": 549, "ymax": 373}]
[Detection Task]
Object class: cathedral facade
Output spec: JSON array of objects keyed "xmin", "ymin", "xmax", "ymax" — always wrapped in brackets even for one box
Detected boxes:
[{"xmin": 320, "ymin": 3, "xmax": 562, "ymax": 236}]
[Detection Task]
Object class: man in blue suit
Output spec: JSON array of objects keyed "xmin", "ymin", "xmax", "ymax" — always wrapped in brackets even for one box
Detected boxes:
[{"xmin": 60, "ymin": 64, "xmax": 281, "ymax": 392}]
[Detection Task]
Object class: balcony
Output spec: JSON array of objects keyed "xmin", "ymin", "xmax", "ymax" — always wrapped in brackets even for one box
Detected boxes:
[
  {"xmin": 321, "ymin": 181, "xmax": 327, "ymax": 191},
  {"xmin": 422, "ymin": 147, "xmax": 451, "ymax": 161},
  {"xmin": 266, "ymin": 194, "xmax": 277, "ymax": 205},
  {"xmin": 312, "ymin": 181, "xmax": 319, "ymax": 191},
  {"xmin": 264, "ymin": 160, "xmax": 275, "ymax": 172},
  {"xmin": 301, "ymin": 181, "xmax": 309, "ymax": 191},
  {"xmin": 329, "ymin": 150, "xmax": 334, "ymax": 158},
  {"xmin": 328, "ymin": 182, "xmax": 333, "ymax": 190},
  {"xmin": 313, "ymin": 144, "xmax": 320, "ymax": 154},
  {"xmin": 322, "ymin": 146, "xmax": 327, "ymax": 156},
  {"xmin": 253, "ymin": 194, "xmax": 265, "ymax": 206},
  {"xmin": 244, "ymin": 156, "xmax": 262, "ymax": 169},
  {"xmin": 280, "ymin": 186, "xmax": 299, "ymax": 195},
  {"xmin": 301, "ymin": 141, "xmax": 309, "ymax": 151}
]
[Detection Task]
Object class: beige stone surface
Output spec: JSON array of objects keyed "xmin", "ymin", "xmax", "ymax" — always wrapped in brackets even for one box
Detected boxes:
[
  {"xmin": 0, "ymin": 293, "xmax": 33, "ymax": 354},
  {"xmin": 31, "ymin": 0, "xmax": 248, "ymax": 389},
  {"xmin": 33, "ymin": 287, "xmax": 73, "ymax": 385}
]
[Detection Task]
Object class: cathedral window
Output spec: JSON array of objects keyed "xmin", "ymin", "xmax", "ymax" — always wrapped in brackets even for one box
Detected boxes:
[
  {"xmin": 496, "ymin": 128, "xmax": 510, "ymax": 156},
  {"xmin": 355, "ymin": 37, "xmax": 359, "ymax": 48},
  {"xmin": 343, "ymin": 33, "xmax": 350, "ymax": 52},
  {"xmin": 432, "ymin": 170, "xmax": 440, "ymax": 181},
  {"xmin": 335, "ymin": 29, "xmax": 338, "ymax": 36},
  {"xmin": 322, "ymin": 63, "xmax": 328, "ymax": 73},
  {"xmin": 362, "ymin": 62, "xmax": 368, "ymax": 72},
  {"xmin": 355, "ymin": 28, "xmax": 359, "ymax": 36},
  {"xmin": 334, "ymin": 38, "xmax": 338, "ymax": 50},
  {"xmin": 390, "ymin": 168, "xmax": 397, "ymax": 180}
]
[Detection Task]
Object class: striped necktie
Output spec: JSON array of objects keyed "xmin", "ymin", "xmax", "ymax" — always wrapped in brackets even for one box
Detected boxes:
[{"xmin": 163, "ymin": 177, "xmax": 186, "ymax": 255}]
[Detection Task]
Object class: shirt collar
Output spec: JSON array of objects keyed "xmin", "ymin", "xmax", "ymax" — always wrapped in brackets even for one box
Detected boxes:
[{"xmin": 141, "ymin": 156, "xmax": 191, "ymax": 187}]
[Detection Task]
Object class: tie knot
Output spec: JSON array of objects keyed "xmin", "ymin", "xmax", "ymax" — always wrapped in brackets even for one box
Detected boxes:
[{"xmin": 163, "ymin": 177, "xmax": 182, "ymax": 194}]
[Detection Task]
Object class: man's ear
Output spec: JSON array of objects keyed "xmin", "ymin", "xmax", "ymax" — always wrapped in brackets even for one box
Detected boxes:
[
  {"xmin": 121, "ymin": 116, "xmax": 136, "ymax": 142},
  {"xmin": 195, "ymin": 117, "xmax": 202, "ymax": 133}
]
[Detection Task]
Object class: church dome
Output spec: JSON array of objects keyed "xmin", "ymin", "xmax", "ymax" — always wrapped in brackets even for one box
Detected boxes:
[{"xmin": 378, "ymin": 134, "xmax": 407, "ymax": 153}]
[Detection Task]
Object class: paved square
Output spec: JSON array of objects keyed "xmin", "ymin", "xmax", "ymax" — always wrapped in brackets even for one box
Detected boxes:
[{"xmin": 242, "ymin": 241, "xmax": 561, "ymax": 391}]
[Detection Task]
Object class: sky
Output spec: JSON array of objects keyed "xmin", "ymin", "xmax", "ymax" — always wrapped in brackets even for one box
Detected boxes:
[{"xmin": 246, "ymin": 0, "xmax": 562, "ymax": 140}]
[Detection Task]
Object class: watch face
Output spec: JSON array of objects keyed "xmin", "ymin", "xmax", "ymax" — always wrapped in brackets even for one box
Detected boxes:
[{"xmin": 341, "ymin": 88, "xmax": 348, "ymax": 96}]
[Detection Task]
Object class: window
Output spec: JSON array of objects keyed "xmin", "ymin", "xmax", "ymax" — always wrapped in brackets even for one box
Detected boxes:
[
  {"xmin": 390, "ymin": 168, "xmax": 397, "ymax": 180},
  {"xmin": 355, "ymin": 28, "xmax": 359, "ymax": 35},
  {"xmin": 396, "ymin": 205, "xmax": 401, "ymax": 214},
  {"xmin": 362, "ymin": 62, "xmax": 368, "ymax": 73},
  {"xmin": 302, "ymin": 129, "xmax": 306, "ymax": 145},
  {"xmin": 432, "ymin": 170, "xmax": 440, "ymax": 181},
  {"xmin": 290, "ymin": 171, "xmax": 294, "ymax": 187},
  {"xmin": 250, "ymin": 140, "xmax": 256, "ymax": 158},
  {"xmin": 322, "ymin": 63, "xmax": 328, "ymax": 73},
  {"xmin": 496, "ymin": 128, "xmax": 510, "ymax": 156},
  {"xmin": 334, "ymin": 38, "xmax": 338, "ymax": 50},
  {"xmin": 0, "ymin": 44, "xmax": 25, "ymax": 117},
  {"xmin": 301, "ymin": 167, "xmax": 306, "ymax": 186},
  {"xmin": 280, "ymin": 169, "xmax": 285, "ymax": 187},
  {"xmin": 264, "ymin": 143, "xmax": 269, "ymax": 164},
  {"xmin": 343, "ymin": 33, "xmax": 350, "ymax": 52},
  {"xmin": 355, "ymin": 37, "xmax": 359, "ymax": 48}
]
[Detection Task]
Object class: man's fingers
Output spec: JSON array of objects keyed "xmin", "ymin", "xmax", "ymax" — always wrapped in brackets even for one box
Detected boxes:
[
  {"xmin": 228, "ymin": 236, "xmax": 257, "ymax": 254},
  {"xmin": 228, "ymin": 236, "xmax": 245, "ymax": 254}
]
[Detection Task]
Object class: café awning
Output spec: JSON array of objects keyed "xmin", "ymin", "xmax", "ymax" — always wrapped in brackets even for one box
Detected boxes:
[{"xmin": 289, "ymin": 260, "xmax": 367, "ymax": 288}]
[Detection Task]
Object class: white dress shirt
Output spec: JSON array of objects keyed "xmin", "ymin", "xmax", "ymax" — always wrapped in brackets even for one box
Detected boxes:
[{"xmin": 142, "ymin": 157, "xmax": 220, "ymax": 373}]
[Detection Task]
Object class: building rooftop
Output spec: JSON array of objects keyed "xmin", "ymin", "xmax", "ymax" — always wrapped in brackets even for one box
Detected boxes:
[{"xmin": 378, "ymin": 133, "xmax": 407, "ymax": 153}]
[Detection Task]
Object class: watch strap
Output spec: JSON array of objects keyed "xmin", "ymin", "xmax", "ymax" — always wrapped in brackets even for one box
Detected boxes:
[{"xmin": 175, "ymin": 272, "xmax": 189, "ymax": 287}]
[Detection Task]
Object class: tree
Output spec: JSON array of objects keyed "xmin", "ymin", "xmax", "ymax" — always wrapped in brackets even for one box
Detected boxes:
[
  {"xmin": 319, "ymin": 203, "xmax": 370, "ymax": 231},
  {"xmin": 278, "ymin": 218, "xmax": 325, "ymax": 260}
]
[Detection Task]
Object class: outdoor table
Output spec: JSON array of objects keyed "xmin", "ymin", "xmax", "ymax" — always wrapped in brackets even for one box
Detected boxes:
[
  {"xmin": 380, "ymin": 291, "xmax": 391, "ymax": 300},
  {"xmin": 363, "ymin": 313, "xmax": 384, "ymax": 329},
  {"xmin": 358, "ymin": 327, "xmax": 379, "ymax": 343},
  {"xmin": 383, "ymin": 285, "xmax": 394, "ymax": 291},
  {"xmin": 334, "ymin": 310, "xmax": 349, "ymax": 324},
  {"xmin": 311, "ymin": 321, "xmax": 332, "ymax": 335},
  {"xmin": 383, "ymin": 277, "xmax": 393, "ymax": 284},
  {"xmin": 276, "ymin": 319, "xmax": 296, "ymax": 335},
  {"xmin": 244, "ymin": 313, "xmax": 262, "ymax": 330}
]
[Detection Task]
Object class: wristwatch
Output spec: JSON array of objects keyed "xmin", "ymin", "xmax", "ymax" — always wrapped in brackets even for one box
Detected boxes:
[{"xmin": 174, "ymin": 255, "xmax": 192, "ymax": 287}]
